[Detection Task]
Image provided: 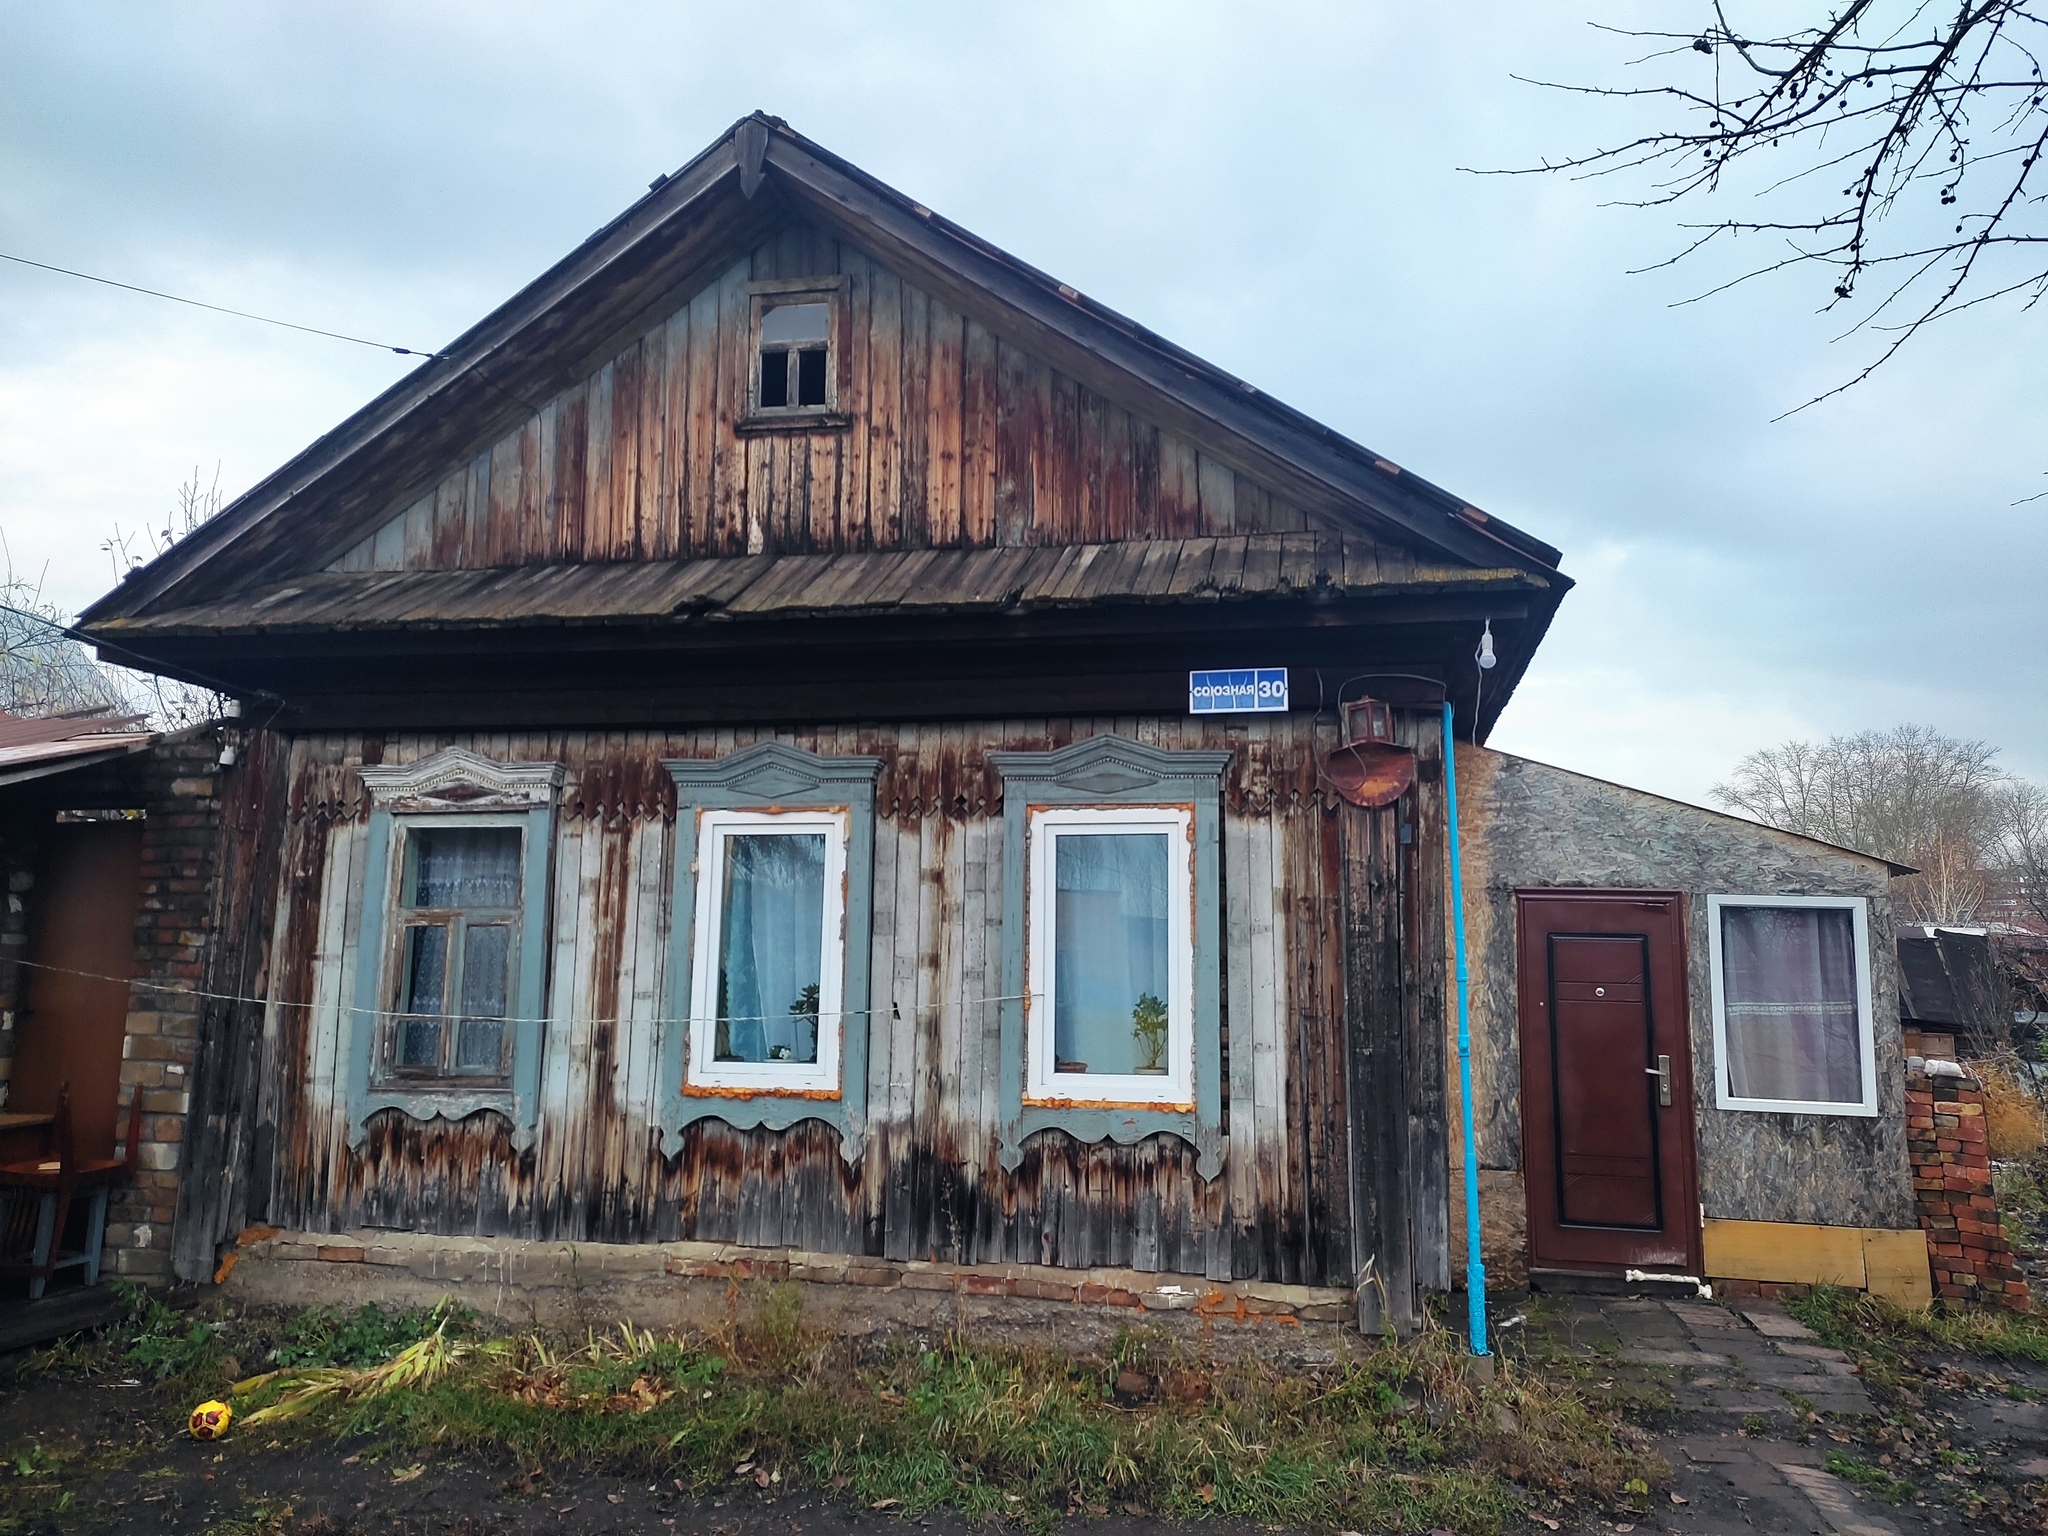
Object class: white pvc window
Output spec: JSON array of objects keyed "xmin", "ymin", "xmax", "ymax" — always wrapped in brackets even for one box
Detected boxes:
[
  {"xmin": 1025, "ymin": 805, "xmax": 1194, "ymax": 1111},
  {"xmin": 687, "ymin": 808, "xmax": 846, "ymax": 1095},
  {"xmin": 1707, "ymin": 894, "xmax": 1877, "ymax": 1116}
]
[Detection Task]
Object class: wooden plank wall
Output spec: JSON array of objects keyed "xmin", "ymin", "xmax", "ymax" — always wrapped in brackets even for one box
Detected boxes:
[
  {"xmin": 171, "ymin": 727, "xmax": 293, "ymax": 1281},
  {"xmin": 328, "ymin": 224, "xmax": 1324, "ymax": 574},
  {"xmin": 252, "ymin": 716, "xmax": 1376, "ymax": 1285},
  {"xmin": 1339, "ymin": 710, "xmax": 1447, "ymax": 1330}
]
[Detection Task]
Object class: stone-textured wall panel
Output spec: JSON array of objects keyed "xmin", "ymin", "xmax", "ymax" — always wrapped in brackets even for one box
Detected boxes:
[{"xmin": 1455, "ymin": 745, "xmax": 1912, "ymax": 1234}]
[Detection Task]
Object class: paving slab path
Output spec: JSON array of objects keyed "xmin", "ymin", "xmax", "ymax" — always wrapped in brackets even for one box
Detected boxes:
[{"xmin": 1512, "ymin": 1291, "xmax": 2045, "ymax": 1534}]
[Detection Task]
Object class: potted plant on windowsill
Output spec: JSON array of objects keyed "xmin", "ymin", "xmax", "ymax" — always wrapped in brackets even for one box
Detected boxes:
[{"xmin": 1131, "ymin": 993, "xmax": 1169, "ymax": 1075}]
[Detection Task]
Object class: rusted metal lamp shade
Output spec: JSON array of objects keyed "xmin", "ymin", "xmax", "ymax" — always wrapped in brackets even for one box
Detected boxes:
[{"xmin": 1325, "ymin": 698, "xmax": 1416, "ymax": 808}]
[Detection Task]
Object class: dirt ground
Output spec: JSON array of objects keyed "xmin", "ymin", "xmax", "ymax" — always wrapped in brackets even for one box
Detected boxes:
[
  {"xmin": 4, "ymin": 1372, "xmax": 1202, "ymax": 1536},
  {"xmin": 2, "ymin": 1289, "xmax": 2044, "ymax": 1536}
]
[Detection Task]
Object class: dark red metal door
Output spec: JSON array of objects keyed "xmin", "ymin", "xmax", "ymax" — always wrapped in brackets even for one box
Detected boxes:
[{"xmin": 1517, "ymin": 892, "xmax": 1699, "ymax": 1274}]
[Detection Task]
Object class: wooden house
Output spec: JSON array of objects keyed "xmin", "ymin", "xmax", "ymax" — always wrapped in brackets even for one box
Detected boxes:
[{"xmin": 72, "ymin": 116, "xmax": 1925, "ymax": 1328}]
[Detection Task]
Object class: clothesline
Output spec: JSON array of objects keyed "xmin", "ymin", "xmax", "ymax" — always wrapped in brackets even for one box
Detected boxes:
[{"xmin": 2, "ymin": 955, "xmax": 1035, "ymax": 1031}]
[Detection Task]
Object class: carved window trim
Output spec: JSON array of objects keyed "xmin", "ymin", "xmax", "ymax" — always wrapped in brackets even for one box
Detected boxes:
[
  {"xmin": 657, "ymin": 743, "xmax": 882, "ymax": 1163},
  {"xmin": 989, "ymin": 737, "xmax": 1231, "ymax": 1179},
  {"xmin": 346, "ymin": 749, "xmax": 564, "ymax": 1149}
]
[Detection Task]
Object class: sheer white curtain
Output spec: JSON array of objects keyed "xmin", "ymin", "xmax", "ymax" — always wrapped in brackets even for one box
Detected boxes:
[
  {"xmin": 715, "ymin": 832, "xmax": 826, "ymax": 1063},
  {"xmin": 1052, "ymin": 832, "xmax": 1169, "ymax": 1075}
]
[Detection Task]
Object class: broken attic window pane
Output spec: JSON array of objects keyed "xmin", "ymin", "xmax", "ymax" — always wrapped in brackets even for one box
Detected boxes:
[
  {"xmin": 1052, "ymin": 832, "xmax": 1170, "ymax": 1076},
  {"xmin": 714, "ymin": 831, "xmax": 826, "ymax": 1065},
  {"xmin": 1720, "ymin": 905, "xmax": 1864, "ymax": 1104},
  {"xmin": 757, "ymin": 300, "xmax": 832, "ymax": 411},
  {"xmin": 797, "ymin": 345, "xmax": 827, "ymax": 406},
  {"xmin": 760, "ymin": 302, "xmax": 830, "ymax": 345},
  {"xmin": 759, "ymin": 348, "xmax": 789, "ymax": 408}
]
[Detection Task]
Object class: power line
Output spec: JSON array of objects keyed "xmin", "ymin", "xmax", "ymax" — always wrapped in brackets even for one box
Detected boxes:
[
  {"xmin": 2, "ymin": 954, "xmax": 1033, "ymax": 1032},
  {"xmin": 0, "ymin": 250, "xmax": 442, "ymax": 359},
  {"xmin": 0, "ymin": 595, "xmax": 281, "ymax": 708}
]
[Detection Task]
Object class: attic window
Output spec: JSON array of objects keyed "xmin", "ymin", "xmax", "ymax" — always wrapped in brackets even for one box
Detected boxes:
[
  {"xmin": 760, "ymin": 304, "xmax": 829, "ymax": 407},
  {"xmin": 744, "ymin": 279, "xmax": 847, "ymax": 428}
]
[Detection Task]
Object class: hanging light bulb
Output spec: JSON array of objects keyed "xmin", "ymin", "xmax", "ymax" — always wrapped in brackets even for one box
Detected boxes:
[{"xmin": 1477, "ymin": 618, "xmax": 1497, "ymax": 670}]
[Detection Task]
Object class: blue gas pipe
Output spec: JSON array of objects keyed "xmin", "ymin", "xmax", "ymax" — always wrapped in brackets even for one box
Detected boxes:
[{"xmin": 1442, "ymin": 700, "xmax": 1488, "ymax": 1356}]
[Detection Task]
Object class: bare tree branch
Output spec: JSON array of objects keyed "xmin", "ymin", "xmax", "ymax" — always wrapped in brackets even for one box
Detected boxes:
[
  {"xmin": 1482, "ymin": 4, "xmax": 2048, "ymax": 403},
  {"xmin": 1713, "ymin": 724, "xmax": 2011, "ymax": 923}
]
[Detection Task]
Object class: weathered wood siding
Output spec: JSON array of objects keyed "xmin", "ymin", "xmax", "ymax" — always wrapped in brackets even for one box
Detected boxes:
[
  {"xmin": 254, "ymin": 716, "xmax": 1370, "ymax": 1284},
  {"xmin": 1453, "ymin": 745, "xmax": 1912, "ymax": 1231},
  {"xmin": 328, "ymin": 224, "xmax": 1327, "ymax": 574},
  {"xmin": 1340, "ymin": 710, "xmax": 1449, "ymax": 1330}
]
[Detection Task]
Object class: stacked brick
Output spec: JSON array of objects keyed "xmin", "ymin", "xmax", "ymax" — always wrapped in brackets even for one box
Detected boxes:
[
  {"xmin": 105, "ymin": 731, "xmax": 226, "ymax": 1280},
  {"xmin": 1907, "ymin": 1061, "xmax": 2031, "ymax": 1310}
]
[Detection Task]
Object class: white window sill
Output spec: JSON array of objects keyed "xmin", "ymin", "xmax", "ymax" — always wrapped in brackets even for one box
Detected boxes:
[{"xmin": 1715, "ymin": 1095, "xmax": 1879, "ymax": 1117}]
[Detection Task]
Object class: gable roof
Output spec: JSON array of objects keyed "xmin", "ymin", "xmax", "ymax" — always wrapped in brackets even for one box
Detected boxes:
[{"xmin": 81, "ymin": 113, "xmax": 1563, "ymax": 629}]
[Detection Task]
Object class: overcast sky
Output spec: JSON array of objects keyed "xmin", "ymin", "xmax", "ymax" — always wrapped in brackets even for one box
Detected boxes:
[{"xmin": 2, "ymin": 3, "xmax": 2040, "ymax": 806}]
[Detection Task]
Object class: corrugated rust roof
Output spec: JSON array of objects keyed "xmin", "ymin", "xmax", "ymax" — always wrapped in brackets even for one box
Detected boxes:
[
  {"xmin": 0, "ymin": 707, "xmax": 155, "ymax": 788},
  {"xmin": 100, "ymin": 535, "xmax": 1546, "ymax": 637}
]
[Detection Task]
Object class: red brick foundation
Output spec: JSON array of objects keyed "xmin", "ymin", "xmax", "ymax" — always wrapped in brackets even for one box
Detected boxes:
[{"xmin": 1907, "ymin": 1064, "xmax": 2030, "ymax": 1310}]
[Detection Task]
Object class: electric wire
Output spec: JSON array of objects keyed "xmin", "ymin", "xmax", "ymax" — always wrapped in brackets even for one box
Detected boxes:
[
  {"xmin": 0, "ymin": 250, "xmax": 443, "ymax": 359},
  {"xmin": 0, "ymin": 595, "xmax": 282, "ymax": 709},
  {"xmin": 0, "ymin": 953, "xmax": 1032, "ymax": 1031}
]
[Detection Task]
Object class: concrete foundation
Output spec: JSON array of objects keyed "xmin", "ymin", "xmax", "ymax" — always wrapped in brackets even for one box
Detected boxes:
[{"xmin": 220, "ymin": 1230, "xmax": 1363, "ymax": 1362}]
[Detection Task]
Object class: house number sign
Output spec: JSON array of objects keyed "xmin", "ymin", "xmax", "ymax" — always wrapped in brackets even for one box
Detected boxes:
[{"xmin": 1188, "ymin": 668, "xmax": 1289, "ymax": 715}]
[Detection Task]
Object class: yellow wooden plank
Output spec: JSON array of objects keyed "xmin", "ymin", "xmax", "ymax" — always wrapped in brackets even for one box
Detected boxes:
[
  {"xmin": 1862, "ymin": 1228, "xmax": 1934, "ymax": 1309},
  {"xmin": 1702, "ymin": 1219, "xmax": 1867, "ymax": 1287}
]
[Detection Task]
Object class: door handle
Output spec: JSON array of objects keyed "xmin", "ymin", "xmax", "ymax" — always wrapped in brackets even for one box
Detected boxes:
[{"xmin": 1646, "ymin": 1054, "xmax": 1672, "ymax": 1107}]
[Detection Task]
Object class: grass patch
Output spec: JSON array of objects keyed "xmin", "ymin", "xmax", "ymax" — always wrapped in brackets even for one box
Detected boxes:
[
  {"xmin": 270, "ymin": 1303, "xmax": 438, "ymax": 1369},
  {"xmin": 217, "ymin": 1293, "xmax": 1663, "ymax": 1534},
  {"xmin": 1996, "ymin": 1162, "xmax": 2046, "ymax": 1218},
  {"xmin": 1788, "ymin": 1286, "xmax": 2048, "ymax": 1368},
  {"xmin": 1975, "ymin": 1058, "xmax": 2046, "ymax": 1162},
  {"xmin": 31, "ymin": 1283, "xmax": 459, "ymax": 1400},
  {"xmin": 1823, "ymin": 1451, "xmax": 1915, "ymax": 1503}
]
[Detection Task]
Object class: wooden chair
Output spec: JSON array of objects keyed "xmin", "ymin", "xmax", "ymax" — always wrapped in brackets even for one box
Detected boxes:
[{"xmin": 0, "ymin": 1085, "xmax": 142, "ymax": 1299}]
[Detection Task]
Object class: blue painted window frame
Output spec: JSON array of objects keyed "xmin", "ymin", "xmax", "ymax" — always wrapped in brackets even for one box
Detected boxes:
[
  {"xmin": 347, "ymin": 749, "xmax": 563, "ymax": 1150},
  {"xmin": 988, "ymin": 738, "xmax": 1231, "ymax": 1179},
  {"xmin": 657, "ymin": 743, "xmax": 882, "ymax": 1164}
]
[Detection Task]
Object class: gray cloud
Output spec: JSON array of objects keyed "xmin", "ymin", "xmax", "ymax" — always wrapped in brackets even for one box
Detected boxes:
[{"xmin": 2, "ymin": 2, "xmax": 2040, "ymax": 800}]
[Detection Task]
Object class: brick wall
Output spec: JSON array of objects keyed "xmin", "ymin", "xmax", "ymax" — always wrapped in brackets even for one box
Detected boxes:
[
  {"xmin": 1907, "ymin": 1061, "xmax": 2031, "ymax": 1310},
  {"xmin": 104, "ymin": 732, "xmax": 226, "ymax": 1280}
]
